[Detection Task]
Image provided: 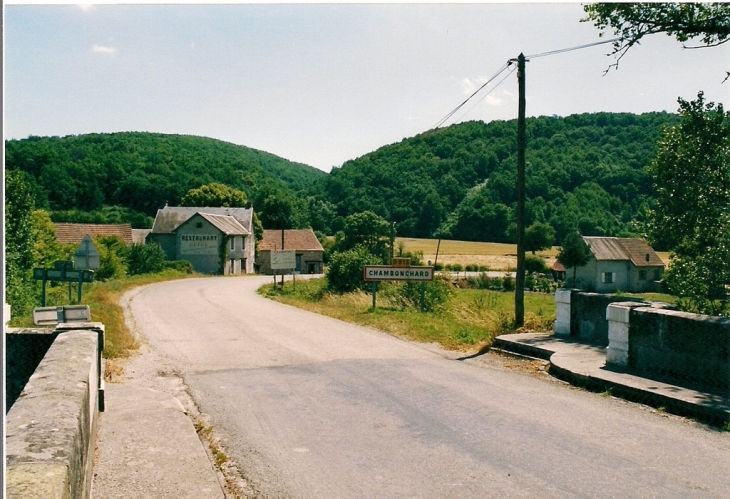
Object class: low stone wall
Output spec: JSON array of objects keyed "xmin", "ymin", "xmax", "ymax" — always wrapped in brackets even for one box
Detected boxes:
[
  {"xmin": 6, "ymin": 330, "xmax": 101, "ymax": 499},
  {"xmin": 555, "ymin": 290, "xmax": 646, "ymax": 345},
  {"xmin": 629, "ymin": 307, "xmax": 730, "ymax": 390},
  {"xmin": 6, "ymin": 329, "xmax": 60, "ymax": 410}
]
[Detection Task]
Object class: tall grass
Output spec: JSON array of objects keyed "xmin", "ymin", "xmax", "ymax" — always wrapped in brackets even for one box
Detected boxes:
[{"xmin": 260, "ymin": 278, "xmax": 555, "ymax": 351}]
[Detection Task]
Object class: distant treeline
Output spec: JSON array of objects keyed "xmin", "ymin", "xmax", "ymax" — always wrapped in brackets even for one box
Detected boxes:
[{"xmin": 6, "ymin": 112, "xmax": 679, "ymax": 246}]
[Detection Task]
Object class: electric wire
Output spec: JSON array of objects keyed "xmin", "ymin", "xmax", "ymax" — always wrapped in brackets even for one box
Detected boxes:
[
  {"xmin": 432, "ymin": 37, "xmax": 621, "ymax": 129},
  {"xmin": 432, "ymin": 62, "xmax": 511, "ymax": 129},
  {"xmin": 450, "ymin": 64, "xmax": 518, "ymax": 125}
]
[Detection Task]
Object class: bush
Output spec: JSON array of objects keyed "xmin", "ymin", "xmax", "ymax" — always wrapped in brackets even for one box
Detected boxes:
[
  {"xmin": 127, "ymin": 243, "xmax": 165, "ymax": 275},
  {"xmin": 398, "ymin": 279, "xmax": 452, "ymax": 312},
  {"xmin": 465, "ymin": 264, "xmax": 478, "ymax": 272},
  {"xmin": 525, "ymin": 254, "xmax": 549, "ymax": 274},
  {"xmin": 326, "ymin": 246, "xmax": 382, "ymax": 293},
  {"xmin": 433, "ymin": 262, "xmax": 444, "ymax": 271},
  {"xmin": 161, "ymin": 260, "xmax": 194, "ymax": 274},
  {"xmin": 502, "ymin": 274, "xmax": 515, "ymax": 291}
]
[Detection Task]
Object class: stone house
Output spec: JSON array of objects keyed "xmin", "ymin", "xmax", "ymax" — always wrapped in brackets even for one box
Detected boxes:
[
  {"xmin": 147, "ymin": 206, "xmax": 255, "ymax": 274},
  {"xmin": 573, "ymin": 237, "xmax": 665, "ymax": 293},
  {"xmin": 256, "ymin": 229, "xmax": 324, "ymax": 275}
]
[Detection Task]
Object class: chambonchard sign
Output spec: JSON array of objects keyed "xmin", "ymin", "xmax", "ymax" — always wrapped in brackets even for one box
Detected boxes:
[{"xmin": 363, "ymin": 266, "xmax": 434, "ymax": 282}]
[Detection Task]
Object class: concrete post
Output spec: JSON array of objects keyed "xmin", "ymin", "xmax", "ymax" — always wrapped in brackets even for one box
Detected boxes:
[
  {"xmin": 606, "ymin": 302, "xmax": 645, "ymax": 368},
  {"xmin": 554, "ymin": 289, "xmax": 571, "ymax": 337}
]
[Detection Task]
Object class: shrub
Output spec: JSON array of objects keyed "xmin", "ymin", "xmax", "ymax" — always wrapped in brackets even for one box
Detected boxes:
[
  {"xmin": 433, "ymin": 262, "xmax": 444, "ymax": 271},
  {"xmin": 465, "ymin": 264, "xmax": 478, "ymax": 272},
  {"xmin": 326, "ymin": 246, "xmax": 382, "ymax": 293},
  {"xmin": 525, "ymin": 254, "xmax": 549, "ymax": 274},
  {"xmin": 127, "ymin": 243, "xmax": 165, "ymax": 275},
  {"xmin": 398, "ymin": 279, "xmax": 452, "ymax": 312},
  {"xmin": 502, "ymin": 274, "xmax": 515, "ymax": 291},
  {"xmin": 161, "ymin": 259, "xmax": 194, "ymax": 274}
]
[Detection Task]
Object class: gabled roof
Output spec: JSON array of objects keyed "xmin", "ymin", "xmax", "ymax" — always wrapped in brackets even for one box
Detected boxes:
[
  {"xmin": 174, "ymin": 212, "xmax": 250, "ymax": 236},
  {"xmin": 54, "ymin": 223, "xmax": 133, "ymax": 245},
  {"xmin": 583, "ymin": 236, "xmax": 664, "ymax": 267},
  {"xmin": 150, "ymin": 206, "xmax": 253, "ymax": 234},
  {"xmin": 259, "ymin": 229, "xmax": 324, "ymax": 252}
]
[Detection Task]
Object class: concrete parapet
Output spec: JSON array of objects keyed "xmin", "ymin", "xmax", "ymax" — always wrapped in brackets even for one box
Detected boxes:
[
  {"xmin": 6, "ymin": 330, "xmax": 100, "ymax": 499},
  {"xmin": 606, "ymin": 302, "xmax": 646, "ymax": 368},
  {"xmin": 554, "ymin": 289, "xmax": 572, "ymax": 337}
]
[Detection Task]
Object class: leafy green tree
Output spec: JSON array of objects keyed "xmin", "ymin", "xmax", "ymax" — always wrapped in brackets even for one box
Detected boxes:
[
  {"xmin": 648, "ymin": 93, "xmax": 730, "ymax": 315},
  {"xmin": 94, "ymin": 235, "xmax": 129, "ymax": 280},
  {"xmin": 180, "ymin": 183, "xmax": 247, "ymax": 207},
  {"xmin": 258, "ymin": 191, "xmax": 305, "ymax": 230},
  {"xmin": 583, "ymin": 3, "xmax": 730, "ymax": 73},
  {"xmin": 127, "ymin": 243, "xmax": 165, "ymax": 275},
  {"xmin": 31, "ymin": 210, "xmax": 69, "ymax": 267},
  {"xmin": 343, "ymin": 211, "xmax": 392, "ymax": 261},
  {"xmin": 5, "ymin": 170, "xmax": 37, "ymax": 316},
  {"xmin": 524, "ymin": 222, "xmax": 556, "ymax": 254},
  {"xmin": 326, "ymin": 246, "xmax": 382, "ymax": 293},
  {"xmin": 557, "ymin": 232, "xmax": 592, "ymax": 287}
]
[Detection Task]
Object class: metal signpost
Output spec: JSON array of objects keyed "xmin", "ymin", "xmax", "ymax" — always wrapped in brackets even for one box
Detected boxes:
[
  {"xmin": 363, "ymin": 259, "xmax": 434, "ymax": 311},
  {"xmin": 33, "ymin": 261, "xmax": 94, "ymax": 306},
  {"xmin": 271, "ymin": 250, "xmax": 297, "ymax": 290}
]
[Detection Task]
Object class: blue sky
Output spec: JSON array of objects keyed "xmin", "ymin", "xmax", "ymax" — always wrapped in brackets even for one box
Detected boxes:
[{"xmin": 4, "ymin": 3, "xmax": 729, "ymax": 171}]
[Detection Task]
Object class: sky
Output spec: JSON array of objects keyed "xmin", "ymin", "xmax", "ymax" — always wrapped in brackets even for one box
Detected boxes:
[{"xmin": 4, "ymin": 2, "xmax": 729, "ymax": 172}]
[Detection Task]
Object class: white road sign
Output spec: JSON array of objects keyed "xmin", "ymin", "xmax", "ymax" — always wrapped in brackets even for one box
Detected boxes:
[
  {"xmin": 271, "ymin": 250, "xmax": 296, "ymax": 270},
  {"xmin": 363, "ymin": 266, "xmax": 434, "ymax": 282}
]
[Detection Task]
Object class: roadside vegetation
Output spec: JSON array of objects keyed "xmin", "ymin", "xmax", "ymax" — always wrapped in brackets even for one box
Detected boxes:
[{"xmin": 260, "ymin": 277, "xmax": 555, "ymax": 351}]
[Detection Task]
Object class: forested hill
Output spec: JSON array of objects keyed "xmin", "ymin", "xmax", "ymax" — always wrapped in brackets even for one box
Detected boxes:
[
  {"xmin": 5, "ymin": 132, "xmax": 324, "ymax": 219},
  {"xmin": 312, "ymin": 112, "xmax": 679, "ymax": 244}
]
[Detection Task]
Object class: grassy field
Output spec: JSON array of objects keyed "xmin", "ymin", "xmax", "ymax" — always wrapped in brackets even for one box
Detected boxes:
[
  {"xmin": 260, "ymin": 278, "xmax": 555, "ymax": 352},
  {"xmin": 397, "ymin": 237, "xmax": 671, "ymax": 269},
  {"xmin": 397, "ymin": 237, "xmax": 557, "ymax": 270}
]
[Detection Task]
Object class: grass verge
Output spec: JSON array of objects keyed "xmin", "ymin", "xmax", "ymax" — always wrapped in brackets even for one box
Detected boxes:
[
  {"xmin": 9, "ymin": 269, "xmax": 198, "ymax": 362},
  {"xmin": 259, "ymin": 277, "xmax": 555, "ymax": 352}
]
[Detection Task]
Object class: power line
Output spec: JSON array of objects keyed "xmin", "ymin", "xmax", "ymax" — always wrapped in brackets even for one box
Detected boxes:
[
  {"xmin": 450, "ymin": 64, "xmax": 517, "ymax": 125},
  {"xmin": 525, "ymin": 37, "xmax": 620, "ymax": 60},
  {"xmin": 432, "ymin": 37, "xmax": 621, "ymax": 129},
  {"xmin": 432, "ymin": 62, "xmax": 511, "ymax": 129}
]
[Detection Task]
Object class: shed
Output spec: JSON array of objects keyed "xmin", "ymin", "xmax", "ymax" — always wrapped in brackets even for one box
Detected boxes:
[{"xmin": 256, "ymin": 229, "xmax": 324, "ymax": 275}]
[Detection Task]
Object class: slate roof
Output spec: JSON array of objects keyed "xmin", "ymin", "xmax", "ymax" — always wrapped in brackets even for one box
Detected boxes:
[
  {"xmin": 54, "ymin": 223, "xmax": 133, "ymax": 245},
  {"xmin": 150, "ymin": 206, "xmax": 253, "ymax": 234},
  {"xmin": 132, "ymin": 229, "xmax": 152, "ymax": 244},
  {"xmin": 259, "ymin": 229, "xmax": 324, "ymax": 252},
  {"xmin": 174, "ymin": 213, "xmax": 250, "ymax": 236},
  {"xmin": 583, "ymin": 237, "xmax": 664, "ymax": 267}
]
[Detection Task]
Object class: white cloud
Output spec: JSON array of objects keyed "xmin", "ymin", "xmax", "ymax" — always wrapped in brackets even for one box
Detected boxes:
[
  {"xmin": 92, "ymin": 44, "xmax": 116, "ymax": 55},
  {"xmin": 460, "ymin": 77, "xmax": 476, "ymax": 95},
  {"xmin": 484, "ymin": 94, "xmax": 501, "ymax": 107}
]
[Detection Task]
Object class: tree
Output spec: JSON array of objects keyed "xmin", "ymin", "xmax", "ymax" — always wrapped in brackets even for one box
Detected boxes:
[
  {"xmin": 557, "ymin": 231, "xmax": 592, "ymax": 287},
  {"xmin": 180, "ymin": 183, "xmax": 247, "ymax": 208},
  {"xmin": 342, "ymin": 211, "xmax": 391, "ymax": 261},
  {"xmin": 31, "ymin": 210, "xmax": 69, "ymax": 267},
  {"xmin": 5, "ymin": 170, "xmax": 37, "ymax": 316},
  {"xmin": 325, "ymin": 246, "xmax": 383, "ymax": 293},
  {"xmin": 648, "ymin": 93, "xmax": 730, "ymax": 315},
  {"xmin": 524, "ymin": 222, "xmax": 556, "ymax": 254},
  {"xmin": 583, "ymin": 3, "xmax": 730, "ymax": 74}
]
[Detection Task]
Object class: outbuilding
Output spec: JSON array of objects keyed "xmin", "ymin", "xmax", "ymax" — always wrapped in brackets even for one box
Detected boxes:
[{"xmin": 256, "ymin": 229, "xmax": 324, "ymax": 275}]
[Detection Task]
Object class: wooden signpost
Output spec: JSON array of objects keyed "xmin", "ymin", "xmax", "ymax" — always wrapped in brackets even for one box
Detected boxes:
[
  {"xmin": 33, "ymin": 261, "xmax": 94, "ymax": 306},
  {"xmin": 363, "ymin": 259, "xmax": 434, "ymax": 311}
]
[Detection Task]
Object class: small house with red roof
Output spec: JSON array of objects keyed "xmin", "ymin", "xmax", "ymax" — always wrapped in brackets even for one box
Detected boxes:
[{"xmin": 256, "ymin": 229, "xmax": 324, "ymax": 275}]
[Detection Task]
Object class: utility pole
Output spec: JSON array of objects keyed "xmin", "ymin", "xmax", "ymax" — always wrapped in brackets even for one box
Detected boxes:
[{"xmin": 515, "ymin": 53, "xmax": 526, "ymax": 328}]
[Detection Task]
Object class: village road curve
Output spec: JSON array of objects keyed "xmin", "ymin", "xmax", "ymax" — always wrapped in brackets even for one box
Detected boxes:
[{"xmin": 128, "ymin": 276, "xmax": 730, "ymax": 497}]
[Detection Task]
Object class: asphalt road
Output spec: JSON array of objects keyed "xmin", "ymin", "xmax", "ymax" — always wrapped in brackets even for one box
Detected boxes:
[{"xmin": 129, "ymin": 276, "xmax": 730, "ymax": 497}]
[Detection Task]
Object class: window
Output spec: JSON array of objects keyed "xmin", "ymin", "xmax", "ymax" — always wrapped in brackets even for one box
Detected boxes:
[
  {"xmin": 196, "ymin": 222, "xmax": 202, "ymax": 229},
  {"xmin": 654, "ymin": 269, "xmax": 662, "ymax": 280},
  {"xmin": 230, "ymin": 237, "xmax": 236, "ymax": 251},
  {"xmin": 639, "ymin": 270, "xmax": 647, "ymax": 281},
  {"xmin": 602, "ymin": 272, "xmax": 614, "ymax": 284}
]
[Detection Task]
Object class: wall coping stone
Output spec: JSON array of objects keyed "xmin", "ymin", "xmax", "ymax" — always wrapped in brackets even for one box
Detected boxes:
[{"xmin": 6, "ymin": 330, "xmax": 100, "ymax": 499}]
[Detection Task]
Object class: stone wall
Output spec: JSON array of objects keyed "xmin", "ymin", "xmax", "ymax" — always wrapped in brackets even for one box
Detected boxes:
[
  {"xmin": 6, "ymin": 329, "xmax": 102, "ymax": 499},
  {"xmin": 570, "ymin": 292, "xmax": 645, "ymax": 345},
  {"xmin": 629, "ymin": 307, "xmax": 730, "ymax": 390},
  {"xmin": 6, "ymin": 329, "xmax": 59, "ymax": 410}
]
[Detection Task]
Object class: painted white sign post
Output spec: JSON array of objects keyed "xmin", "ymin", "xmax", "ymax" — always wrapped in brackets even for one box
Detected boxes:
[{"xmin": 363, "ymin": 264, "xmax": 435, "ymax": 311}]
